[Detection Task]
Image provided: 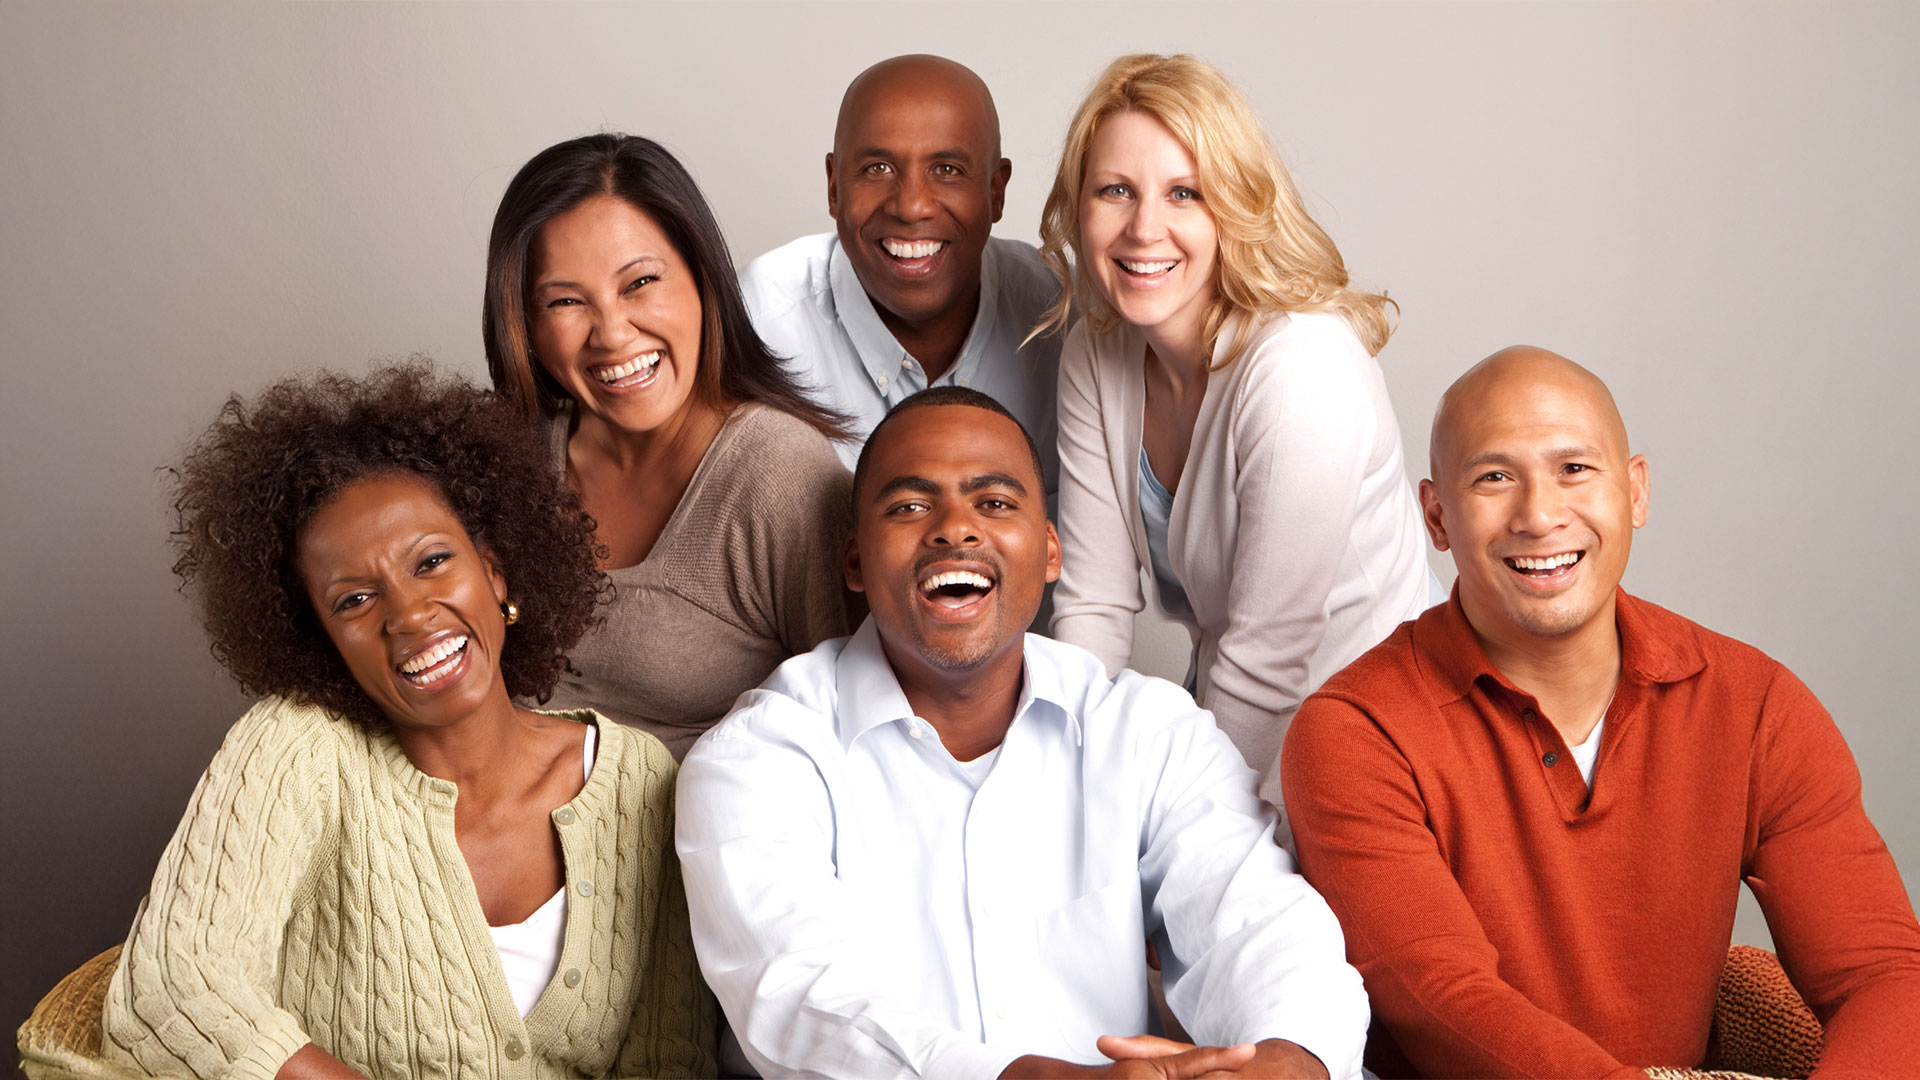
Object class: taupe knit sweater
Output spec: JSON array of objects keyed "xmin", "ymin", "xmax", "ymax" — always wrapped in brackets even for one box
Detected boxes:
[
  {"xmin": 541, "ymin": 402, "xmax": 852, "ymax": 760},
  {"xmin": 102, "ymin": 700, "xmax": 715, "ymax": 1079}
]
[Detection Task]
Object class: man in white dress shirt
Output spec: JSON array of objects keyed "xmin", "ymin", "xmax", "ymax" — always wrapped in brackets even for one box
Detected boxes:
[
  {"xmin": 677, "ymin": 388, "xmax": 1367, "ymax": 1079},
  {"xmin": 738, "ymin": 54, "xmax": 1062, "ymax": 490}
]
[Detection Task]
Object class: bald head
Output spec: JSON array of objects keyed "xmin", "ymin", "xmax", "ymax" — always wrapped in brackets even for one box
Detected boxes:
[
  {"xmin": 1419, "ymin": 344, "xmax": 1649, "ymax": 652},
  {"xmin": 835, "ymin": 54, "xmax": 1001, "ymax": 160},
  {"xmin": 1430, "ymin": 346, "xmax": 1629, "ymax": 480}
]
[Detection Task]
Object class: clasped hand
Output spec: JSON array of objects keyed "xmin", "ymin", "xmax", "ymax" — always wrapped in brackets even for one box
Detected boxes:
[{"xmin": 1000, "ymin": 1034, "xmax": 1329, "ymax": 1079}]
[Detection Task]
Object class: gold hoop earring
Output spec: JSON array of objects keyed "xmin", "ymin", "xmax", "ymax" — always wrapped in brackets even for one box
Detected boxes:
[{"xmin": 502, "ymin": 601, "xmax": 520, "ymax": 626}]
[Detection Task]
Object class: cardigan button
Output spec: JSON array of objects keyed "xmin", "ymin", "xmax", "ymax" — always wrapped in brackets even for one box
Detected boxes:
[
  {"xmin": 576, "ymin": 879, "xmax": 595, "ymax": 897},
  {"xmin": 564, "ymin": 968, "xmax": 583, "ymax": 988},
  {"xmin": 1543, "ymin": 751, "xmax": 1560, "ymax": 767},
  {"xmin": 553, "ymin": 806, "xmax": 576, "ymax": 826},
  {"xmin": 505, "ymin": 1037, "xmax": 525, "ymax": 1061}
]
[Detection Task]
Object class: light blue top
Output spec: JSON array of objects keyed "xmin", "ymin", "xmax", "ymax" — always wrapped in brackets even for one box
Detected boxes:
[
  {"xmin": 1137, "ymin": 445, "xmax": 1194, "ymax": 622},
  {"xmin": 738, "ymin": 233, "xmax": 1063, "ymax": 492}
]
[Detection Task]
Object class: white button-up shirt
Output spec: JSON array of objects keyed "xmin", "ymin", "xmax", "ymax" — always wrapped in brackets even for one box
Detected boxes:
[
  {"xmin": 738, "ymin": 233, "xmax": 1063, "ymax": 493},
  {"xmin": 676, "ymin": 621, "xmax": 1369, "ymax": 1080}
]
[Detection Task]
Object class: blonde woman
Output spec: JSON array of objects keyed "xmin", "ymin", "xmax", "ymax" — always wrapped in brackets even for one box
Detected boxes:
[{"xmin": 1040, "ymin": 54, "xmax": 1431, "ymax": 841}]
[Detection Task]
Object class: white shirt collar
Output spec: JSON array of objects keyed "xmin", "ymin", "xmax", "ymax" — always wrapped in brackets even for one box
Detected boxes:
[
  {"xmin": 831, "ymin": 617, "xmax": 1081, "ymax": 753},
  {"xmin": 827, "ymin": 237, "xmax": 1002, "ymax": 387}
]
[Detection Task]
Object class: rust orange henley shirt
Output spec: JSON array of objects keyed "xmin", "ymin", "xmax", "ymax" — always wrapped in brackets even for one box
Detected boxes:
[{"xmin": 1284, "ymin": 589, "xmax": 1920, "ymax": 1078}]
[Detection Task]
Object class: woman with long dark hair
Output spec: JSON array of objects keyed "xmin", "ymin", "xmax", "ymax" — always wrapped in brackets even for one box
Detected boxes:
[{"xmin": 484, "ymin": 133, "xmax": 853, "ymax": 759}]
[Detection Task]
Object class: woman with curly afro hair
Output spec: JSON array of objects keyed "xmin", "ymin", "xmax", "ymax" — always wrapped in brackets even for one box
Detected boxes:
[{"xmin": 101, "ymin": 363, "xmax": 716, "ymax": 1080}]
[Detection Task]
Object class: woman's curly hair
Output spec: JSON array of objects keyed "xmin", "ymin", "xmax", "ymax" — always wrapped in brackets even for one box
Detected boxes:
[{"xmin": 169, "ymin": 361, "xmax": 608, "ymax": 726}]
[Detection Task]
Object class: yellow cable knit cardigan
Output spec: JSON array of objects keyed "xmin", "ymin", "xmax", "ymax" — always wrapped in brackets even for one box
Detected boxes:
[{"xmin": 102, "ymin": 698, "xmax": 716, "ymax": 1079}]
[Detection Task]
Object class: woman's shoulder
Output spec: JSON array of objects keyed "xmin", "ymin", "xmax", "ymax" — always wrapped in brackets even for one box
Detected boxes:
[
  {"xmin": 707, "ymin": 403, "xmax": 851, "ymax": 501},
  {"xmin": 221, "ymin": 696, "xmax": 363, "ymax": 759},
  {"xmin": 1242, "ymin": 309, "xmax": 1372, "ymax": 365}
]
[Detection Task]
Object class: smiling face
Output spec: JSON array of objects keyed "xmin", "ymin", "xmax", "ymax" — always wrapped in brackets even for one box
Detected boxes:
[
  {"xmin": 1421, "ymin": 349, "xmax": 1650, "ymax": 656},
  {"xmin": 847, "ymin": 404, "xmax": 1059, "ymax": 680},
  {"xmin": 528, "ymin": 194, "xmax": 707, "ymax": 438},
  {"xmin": 297, "ymin": 472, "xmax": 511, "ymax": 729},
  {"xmin": 828, "ymin": 57, "xmax": 1010, "ymax": 335},
  {"xmin": 1078, "ymin": 110, "xmax": 1219, "ymax": 349}
]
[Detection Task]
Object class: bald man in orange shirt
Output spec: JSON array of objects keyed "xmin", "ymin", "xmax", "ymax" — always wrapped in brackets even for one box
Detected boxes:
[{"xmin": 1283, "ymin": 347, "xmax": 1920, "ymax": 1078}]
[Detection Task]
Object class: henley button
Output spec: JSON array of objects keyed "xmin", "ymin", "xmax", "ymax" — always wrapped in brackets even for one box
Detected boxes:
[
  {"xmin": 576, "ymin": 880, "xmax": 595, "ymax": 897},
  {"xmin": 504, "ymin": 1037, "xmax": 525, "ymax": 1061},
  {"xmin": 957, "ymin": 378, "xmax": 969, "ymax": 387},
  {"xmin": 1543, "ymin": 752, "xmax": 1560, "ymax": 767},
  {"xmin": 564, "ymin": 968, "xmax": 583, "ymax": 988},
  {"xmin": 553, "ymin": 807, "xmax": 575, "ymax": 825},
  {"xmin": 1521, "ymin": 709, "xmax": 1538, "ymax": 722}
]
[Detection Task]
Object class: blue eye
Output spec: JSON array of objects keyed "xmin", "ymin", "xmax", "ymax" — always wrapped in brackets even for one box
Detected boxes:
[{"xmin": 1170, "ymin": 186, "xmax": 1201, "ymax": 202}]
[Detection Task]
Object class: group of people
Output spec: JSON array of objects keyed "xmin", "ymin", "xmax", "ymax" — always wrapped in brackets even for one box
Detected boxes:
[{"xmin": 74, "ymin": 49, "xmax": 1916, "ymax": 1080}]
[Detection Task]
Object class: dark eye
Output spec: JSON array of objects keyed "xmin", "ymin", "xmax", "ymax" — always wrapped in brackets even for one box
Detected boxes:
[
  {"xmin": 1563, "ymin": 463, "xmax": 1591, "ymax": 475},
  {"xmin": 1476, "ymin": 470, "xmax": 1511, "ymax": 484},
  {"xmin": 418, "ymin": 550, "xmax": 452, "ymax": 574},
  {"xmin": 543, "ymin": 296, "xmax": 582, "ymax": 309},
  {"xmin": 933, "ymin": 162, "xmax": 963, "ymax": 177},
  {"xmin": 863, "ymin": 162, "xmax": 893, "ymax": 177},
  {"xmin": 887, "ymin": 499, "xmax": 929, "ymax": 515},
  {"xmin": 331, "ymin": 591, "xmax": 372, "ymax": 615},
  {"xmin": 624, "ymin": 274, "xmax": 659, "ymax": 294},
  {"xmin": 979, "ymin": 497, "xmax": 1015, "ymax": 511}
]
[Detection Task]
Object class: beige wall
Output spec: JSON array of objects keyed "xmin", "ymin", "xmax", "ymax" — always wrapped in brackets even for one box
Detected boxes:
[{"xmin": 4, "ymin": 0, "xmax": 1915, "ymax": 1050}]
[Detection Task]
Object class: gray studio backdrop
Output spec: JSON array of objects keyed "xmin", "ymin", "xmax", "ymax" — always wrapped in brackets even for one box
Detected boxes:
[{"xmin": 4, "ymin": 0, "xmax": 1915, "ymax": 1057}]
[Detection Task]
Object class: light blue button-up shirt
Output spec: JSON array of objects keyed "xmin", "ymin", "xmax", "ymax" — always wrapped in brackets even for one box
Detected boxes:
[
  {"xmin": 739, "ymin": 233, "xmax": 1063, "ymax": 494},
  {"xmin": 676, "ymin": 621, "xmax": 1369, "ymax": 1079}
]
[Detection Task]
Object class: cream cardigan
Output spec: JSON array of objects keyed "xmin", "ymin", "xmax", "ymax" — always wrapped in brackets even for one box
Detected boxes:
[
  {"xmin": 1051, "ymin": 311, "xmax": 1430, "ymax": 838},
  {"xmin": 102, "ymin": 699, "xmax": 715, "ymax": 1079}
]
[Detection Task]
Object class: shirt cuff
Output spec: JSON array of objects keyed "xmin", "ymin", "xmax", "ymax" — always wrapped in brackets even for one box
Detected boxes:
[{"xmin": 227, "ymin": 1013, "xmax": 314, "ymax": 1080}]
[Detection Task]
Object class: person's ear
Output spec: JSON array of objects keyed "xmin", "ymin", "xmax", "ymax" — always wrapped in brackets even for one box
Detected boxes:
[
  {"xmin": 1418, "ymin": 479, "xmax": 1451, "ymax": 552},
  {"xmin": 825, "ymin": 153, "xmax": 840, "ymax": 220},
  {"xmin": 1043, "ymin": 520, "xmax": 1061, "ymax": 584},
  {"xmin": 844, "ymin": 532, "xmax": 866, "ymax": 594},
  {"xmin": 989, "ymin": 157, "xmax": 1011, "ymax": 224},
  {"xmin": 1628, "ymin": 454, "xmax": 1650, "ymax": 529}
]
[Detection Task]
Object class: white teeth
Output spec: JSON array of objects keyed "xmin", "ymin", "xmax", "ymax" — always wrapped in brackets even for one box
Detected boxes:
[
  {"xmin": 1509, "ymin": 553, "xmax": 1581, "ymax": 570},
  {"xmin": 882, "ymin": 239, "xmax": 945, "ymax": 259},
  {"xmin": 400, "ymin": 635, "xmax": 468, "ymax": 679},
  {"xmin": 920, "ymin": 570, "xmax": 992, "ymax": 594},
  {"xmin": 594, "ymin": 352, "xmax": 662, "ymax": 383},
  {"xmin": 1119, "ymin": 258, "xmax": 1177, "ymax": 274}
]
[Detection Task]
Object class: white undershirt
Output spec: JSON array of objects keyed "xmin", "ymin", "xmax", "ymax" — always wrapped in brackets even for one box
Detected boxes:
[
  {"xmin": 488, "ymin": 722, "xmax": 596, "ymax": 1018},
  {"xmin": 1569, "ymin": 711, "xmax": 1606, "ymax": 786}
]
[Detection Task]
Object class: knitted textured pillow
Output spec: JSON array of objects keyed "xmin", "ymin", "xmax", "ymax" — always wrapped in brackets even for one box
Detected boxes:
[{"xmin": 1703, "ymin": 945, "xmax": 1824, "ymax": 1079}]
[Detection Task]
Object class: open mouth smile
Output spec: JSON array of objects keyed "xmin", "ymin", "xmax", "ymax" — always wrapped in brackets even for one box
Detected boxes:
[
  {"xmin": 1116, "ymin": 257, "xmax": 1179, "ymax": 278},
  {"xmin": 878, "ymin": 238, "xmax": 949, "ymax": 274},
  {"xmin": 396, "ymin": 634, "xmax": 469, "ymax": 688},
  {"xmin": 1504, "ymin": 551, "xmax": 1584, "ymax": 583},
  {"xmin": 918, "ymin": 567, "xmax": 995, "ymax": 619},
  {"xmin": 591, "ymin": 351, "xmax": 662, "ymax": 390}
]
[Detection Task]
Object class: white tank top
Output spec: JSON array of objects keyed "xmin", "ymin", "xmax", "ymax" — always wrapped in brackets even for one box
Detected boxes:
[{"xmin": 488, "ymin": 722, "xmax": 596, "ymax": 1017}]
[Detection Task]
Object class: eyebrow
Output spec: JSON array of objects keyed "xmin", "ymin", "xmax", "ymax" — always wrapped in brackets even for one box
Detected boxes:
[
  {"xmin": 316, "ymin": 531, "xmax": 441, "ymax": 591},
  {"xmin": 870, "ymin": 471, "xmax": 1029, "ymax": 503},
  {"xmin": 533, "ymin": 254, "xmax": 667, "ymax": 292},
  {"xmin": 960, "ymin": 472, "xmax": 1027, "ymax": 496},
  {"xmin": 852, "ymin": 147, "xmax": 975, "ymax": 162},
  {"xmin": 1461, "ymin": 444, "xmax": 1603, "ymax": 471},
  {"xmin": 872, "ymin": 475, "xmax": 940, "ymax": 502}
]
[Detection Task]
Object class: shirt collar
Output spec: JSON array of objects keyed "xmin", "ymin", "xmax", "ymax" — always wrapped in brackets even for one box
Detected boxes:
[
  {"xmin": 832, "ymin": 617, "xmax": 1081, "ymax": 752},
  {"xmin": 827, "ymin": 236, "xmax": 997, "ymax": 386},
  {"xmin": 1414, "ymin": 584, "xmax": 1709, "ymax": 706}
]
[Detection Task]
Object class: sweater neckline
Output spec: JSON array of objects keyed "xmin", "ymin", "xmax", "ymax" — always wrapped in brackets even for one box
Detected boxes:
[{"xmin": 371, "ymin": 708, "xmax": 614, "ymax": 813}]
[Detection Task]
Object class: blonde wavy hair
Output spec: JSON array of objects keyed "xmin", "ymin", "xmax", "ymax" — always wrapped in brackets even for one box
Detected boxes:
[{"xmin": 1034, "ymin": 54, "xmax": 1396, "ymax": 365}]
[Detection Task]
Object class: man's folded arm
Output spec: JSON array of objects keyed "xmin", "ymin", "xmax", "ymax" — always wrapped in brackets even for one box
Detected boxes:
[
  {"xmin": 1134, "ymin": 684, "xmax": 1369, "ymax": 1079},
  {"xmin": 674, "ymin": 712, "xmax": 1023, "ymax": 1080},
  {"xmin": 1743, "ymin": 667, "xmax": 1920, "ymax": 1079},
  {"xmin": 1282, "ymin": 694, "xmax": 1647, "ymax": 1079}
]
